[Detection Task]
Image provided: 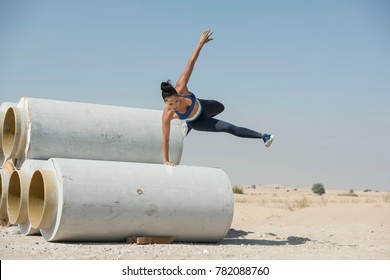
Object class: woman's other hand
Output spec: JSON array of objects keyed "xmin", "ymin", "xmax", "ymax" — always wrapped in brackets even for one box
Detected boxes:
[{"xmin": 200, "ymin": 30, "xmax": 213, "ymax": 45}]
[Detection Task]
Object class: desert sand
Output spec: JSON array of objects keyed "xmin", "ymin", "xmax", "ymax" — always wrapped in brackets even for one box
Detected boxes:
[{"xmin": 1, "ymin": 185, "xmax": 389, "ymax": 260}]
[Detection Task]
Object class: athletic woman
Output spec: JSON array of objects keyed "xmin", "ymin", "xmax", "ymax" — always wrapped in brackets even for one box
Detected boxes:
[{"xmin": 161, "ymin": 30, "xmax": 274, "ymax": 166}]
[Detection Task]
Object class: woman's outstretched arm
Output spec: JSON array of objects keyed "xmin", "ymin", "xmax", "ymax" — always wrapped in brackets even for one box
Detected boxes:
[
  {"xmin": 161, "ymin": 108, "xmax": 176, "ymax": 166},
  {"xmin": 175, "ymin": 30, "xmax": 213, "ymax": 94}
]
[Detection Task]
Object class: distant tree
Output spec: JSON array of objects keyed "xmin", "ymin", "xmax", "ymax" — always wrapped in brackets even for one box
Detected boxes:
[
  {"xmin": 232, "ymin": 185, "xmax": 244, "ymax": 194},
  {"xmin": 312, "ymin": 183, "xmax": 325, "ymax": 196}
]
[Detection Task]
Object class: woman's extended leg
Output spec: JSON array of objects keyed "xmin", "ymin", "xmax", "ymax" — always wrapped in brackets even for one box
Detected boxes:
[{"xmin": 187, "ymin": 114, "xmax": 263, "ymax": 139}]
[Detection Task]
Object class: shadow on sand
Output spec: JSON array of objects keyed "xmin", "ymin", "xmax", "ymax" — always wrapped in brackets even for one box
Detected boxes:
[
  {"xmin": 220, "ymin": 228, "xmax": 311, "ymax": 246},
  {"xmin": 43, "ymin": 228, "xmax": 311, "ymax": 246}
]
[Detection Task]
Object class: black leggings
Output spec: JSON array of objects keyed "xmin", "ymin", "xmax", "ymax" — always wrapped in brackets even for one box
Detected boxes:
[{"xmin": 186, "ymin": 99, "xmax": 263, "ymax": 139}]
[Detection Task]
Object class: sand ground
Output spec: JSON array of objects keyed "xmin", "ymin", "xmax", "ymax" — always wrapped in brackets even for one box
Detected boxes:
[{"xmin": 1, "ymin": 186, "xmax": 389, "ymax": 260}]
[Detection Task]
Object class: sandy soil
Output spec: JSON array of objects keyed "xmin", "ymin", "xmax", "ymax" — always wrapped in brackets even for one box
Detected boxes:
[{"xmin": 1, "ymin": 186, "xmax": 389, "ymax": 260}]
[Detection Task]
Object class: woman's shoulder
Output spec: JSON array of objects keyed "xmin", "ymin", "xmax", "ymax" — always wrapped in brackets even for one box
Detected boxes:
[
  {"xmin": 175, "ymin": 84, "xmax": 191, "ymax": 95},
  {"xmin": 178, "ymin": 92, "xmax": 195, "ymax": 98}
]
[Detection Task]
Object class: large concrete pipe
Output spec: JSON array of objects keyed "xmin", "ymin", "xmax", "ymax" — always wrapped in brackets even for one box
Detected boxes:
[
  {"xmin": 7, "ymin": 160, "xmax": 46, "ymax": 235},
  {"xmin": 0, "ymin": 102, "xmax": 17, "ymax": 167},
  {"xmin": 28, "ymin": 158, "xmax": 234, "ymax": 242},
  {"xmin": 0, "ymin": 160, "xmax": 15, "ymax": 225},
  {"xmin": 2, "ymin": 98, "xmax": 184, "ymax": 167}
]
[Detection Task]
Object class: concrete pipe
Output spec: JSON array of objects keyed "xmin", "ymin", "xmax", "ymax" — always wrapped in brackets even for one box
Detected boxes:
[
  {"xmin": 0, "ymin": 160, "xmax": 16, "ymax": 223},
  {"xmin": 7, "ymin": 160, "xmax": 46, "ymax": 235},
  {"xmin": 0, "ymin": 102, "xmax": 17, "ymax": 167},
  {"xmin": 28, "ymin": 158, "xmax": 234, "ymax": 242},
  {"xmin": 2, "ymin": 98, "xmax": 184, "ymax": 167}
]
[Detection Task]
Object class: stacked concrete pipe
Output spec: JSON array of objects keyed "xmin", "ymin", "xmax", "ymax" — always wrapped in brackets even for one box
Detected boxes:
[
  {"xmin": 7, "ymin": 160, "xmax": 46, "ymax": 235},
  {"xmin": 1, "ymin": 97, "xmax": 234, "ymax": 243},
  {"xmin": 2, "ymin": 98, "xmax": 184, "ymax": 167},
  {"xmin": 28, "ymin": 158, "xmax": 234, "ymax": 242}
]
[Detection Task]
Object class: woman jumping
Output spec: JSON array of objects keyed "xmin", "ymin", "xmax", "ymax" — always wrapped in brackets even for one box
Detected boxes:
[{"xmin": 161, "ymin": 30, "xmax": 274, "ymax": 166}]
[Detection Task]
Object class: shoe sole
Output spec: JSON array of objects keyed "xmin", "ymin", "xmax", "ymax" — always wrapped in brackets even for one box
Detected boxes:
[{"xmin": 265, "ymin": 135, "xmax": 274, "ymax": 148}]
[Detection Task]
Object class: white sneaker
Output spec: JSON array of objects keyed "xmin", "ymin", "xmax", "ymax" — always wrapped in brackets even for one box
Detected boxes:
[{"xmin": 263, "ymin": 134, "xmax": 274, "ymax": 148}]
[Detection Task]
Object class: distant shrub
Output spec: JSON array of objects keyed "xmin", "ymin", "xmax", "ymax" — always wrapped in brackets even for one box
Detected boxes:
[
  {"xmin": 312, "ymin": 183, "xmax": 325, "ymax": 196},
  {"xmin": 286, "ymin": 197, "xmax": 309, "ymax": 211},
  {"xmin": 296, "ymin": 197, "xmax": 309, "ymax": 208},
  {"xmin": 338, "ymin": 189, "xmax": 358, "ymax": 197},
  {"xmin": 348, "ymin": 189, "xmax": 358, "ymax": 196},
  {"xmin": 363, "ymin": 189, "xmax": 372, "ymax": 192},
  {"xmin": 232, "ymin": 185, "xmax": 244, "ymax": 194}
]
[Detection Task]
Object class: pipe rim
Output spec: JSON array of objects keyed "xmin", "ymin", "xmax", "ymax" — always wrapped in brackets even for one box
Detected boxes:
[
  {"xmin": 28, "ymin": 170, "xmax": 56, "ymax": 230},
  {"xmin": 7, "ymin": 171, "xmax": 22, "ymax": 224},
  {"xmin": 0, "ymin": 173, "xmax": 5, "ymax": 219},
  {"xmin": 0, "ymin": 161, "xmax": 15, "ymax": 219},
  {"xmin": 2, "ymin": 108, "xmax": 18, "ymax": 158},
  {"xmin": 2, "ymin": 160, "xmax": 15, "ymax": 173},
  {"xmin": 28, "ymin": 171, "xmax": 44, "ymax": 229}
]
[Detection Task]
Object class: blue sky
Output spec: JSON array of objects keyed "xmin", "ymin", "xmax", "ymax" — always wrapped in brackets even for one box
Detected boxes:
[{"xmin": 1, "ymin": 0, "xmax": 389, "ymax": 190}]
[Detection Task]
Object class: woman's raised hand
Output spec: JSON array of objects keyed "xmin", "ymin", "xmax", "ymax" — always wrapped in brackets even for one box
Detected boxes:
[
  {"xmin": 164, "ymin": 161, "xmax": 176, "ymax": 167},
  {"xmin": 200, "ymin": 30, "xmax": 214, "ymax": 45}
]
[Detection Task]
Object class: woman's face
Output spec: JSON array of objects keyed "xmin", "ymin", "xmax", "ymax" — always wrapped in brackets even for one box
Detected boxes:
[{"xmin": 164, "ymin": 95, "xmax": 181, "ymax": 111}]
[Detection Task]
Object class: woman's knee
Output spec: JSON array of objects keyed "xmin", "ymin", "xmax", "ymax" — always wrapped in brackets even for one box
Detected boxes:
[
  {"xmin": 199, "ymin": 99, "xmax": 224, "ymax": 116},
  {"xmin": 215, "ymin": 101, "xmax": 225, "ymax": 115}
]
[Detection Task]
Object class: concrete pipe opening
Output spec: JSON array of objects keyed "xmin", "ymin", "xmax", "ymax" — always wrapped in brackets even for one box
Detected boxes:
[
  {"xmin": 0, "ymin": 174, "xmax": 4, "ymax": 218},
  {"xmin": 28, "ymin": 170, "xmax": 56, "ymax": 230},
  {"xmin": 2, "ymin": 108, "xmax": 18, "ymax": 158},
  {"xmin": 7, "ymin": 171, "xmax": 22, "ymax": 224},
  {"xmin": 0, "ymin": 161, "xmax": 15, "ymax": 220}
]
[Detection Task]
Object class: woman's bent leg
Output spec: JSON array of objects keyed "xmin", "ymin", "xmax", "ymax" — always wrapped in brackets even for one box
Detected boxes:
[
  {"xmin": 186, "ymin": 99, "xmax": 224, "ymax": 135},
  {"xmin": 198, "ymin": 99, "xmax": 225, "ymax": 117}
]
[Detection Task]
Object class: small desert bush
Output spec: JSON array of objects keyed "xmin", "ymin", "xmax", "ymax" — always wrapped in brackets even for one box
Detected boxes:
[
  {"xmin": 312, "ymin": 183, "xmax": 325, "ymax": 196},
  {"xmin": 338, "ymin": 189, "xmax": 358, "ymax": 197},
  {"xmin": 232, "ymin": 185, "xmax": 244, "ymax": 194},
  {"xmin": 287, "ymin": 197, "xmax": 309, "ymax": 211},
  {"xmin": 363, "ymin": 189, "xmax": 372, "ymax": 192},
  {"xmin": 296, "ymin": 197, "xmax": 309, "ymax": 208}
]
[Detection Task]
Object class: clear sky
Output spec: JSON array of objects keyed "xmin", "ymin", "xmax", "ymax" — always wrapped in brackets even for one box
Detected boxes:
[{"xmin": 1, "ymin": 0, "xmax": 389, "ymax": 190}]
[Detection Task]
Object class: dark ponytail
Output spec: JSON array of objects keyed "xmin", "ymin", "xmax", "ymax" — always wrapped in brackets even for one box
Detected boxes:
[{"xmin": 161, "ymin": 80, "xmax": 178, "ymax": 101}]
